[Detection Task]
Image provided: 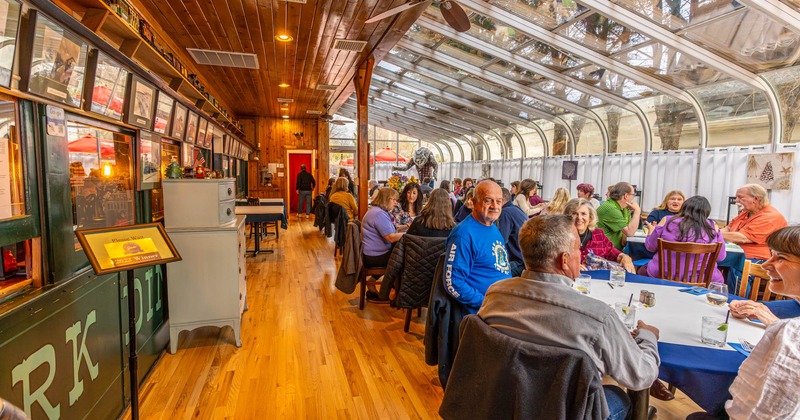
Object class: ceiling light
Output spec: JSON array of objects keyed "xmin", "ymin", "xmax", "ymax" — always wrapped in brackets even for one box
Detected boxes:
[
  {"xmin": 276, "ymin": 34, "xmax": 293, "ymax": 42},
  {"xmin": 282, "ymin": 115, "xmax": 290, "ymax": 119},
  {"xmin": 278, "ymin": 83, "xmax": 290, "ymax": 88}
]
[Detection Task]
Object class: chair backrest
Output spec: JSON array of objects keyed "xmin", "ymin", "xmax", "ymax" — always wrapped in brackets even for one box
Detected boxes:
[
  {"xmin": 739, "ymin": 260, "xmax": 788, "ymax": 301},
  {"xmin": 396, "ymin": 235, "xmax": 448, "ymax": 309},
  {"xmin": 657, "ymin": 238, "xmax": 722, "ymax": 287},
  {"xmin": 246, "ymin": 196, "xmax": 260, "ymax": 206}
]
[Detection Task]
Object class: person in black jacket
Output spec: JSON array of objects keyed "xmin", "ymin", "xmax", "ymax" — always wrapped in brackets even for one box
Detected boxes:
[{"xmin": 296, "ymin": 164, "xmax": 316, "ymax": 218}]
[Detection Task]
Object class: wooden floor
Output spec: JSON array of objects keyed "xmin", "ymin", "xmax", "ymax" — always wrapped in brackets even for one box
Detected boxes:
[{"xmin": 125, "ymin": 216, "xmax": 703, "ymax": 419}]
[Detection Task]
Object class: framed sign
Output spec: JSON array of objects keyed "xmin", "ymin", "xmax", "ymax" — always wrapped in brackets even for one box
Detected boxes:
[
  {"xmin": 125, "ymin": 74, "xmax": 156, "ymax": 128},
  {"xmin": 85, "ymin": 50, "xmax": 128, "ymax": 120},
  {"xmin": 0, "ymin": 0, "xmax": 21, "ymax": 88},
  {"xmin": 138, "ymin": 131, "xmax": 161, "ymax": 190},
  {"xmin": 22, "ymin": 10, "xmax": 89, "ymax": 108},
  {"xmin": 153, "ymin": 91, "xmax": 173, "ymax": 134},
  {"xmin": 196, "ymin": 118, "xmax": 208, "ymax": 148},
  {"xmin": 171, "ymin": 101, "xmax": 187, "ymax": 140},
  {"xmin": 561, "ymin": 160, "xmax": 578, "ymax": 181},
  {"xmin": 185, "ymin": 110, "xmax": 198, "ymax": 144},
  {"xmin": 74, "ymin": 223, "xmax": 181, "ymax": 275},
  {"xmin": 206, "ymin": 124, "xmax": 215, "ymax": 149}
]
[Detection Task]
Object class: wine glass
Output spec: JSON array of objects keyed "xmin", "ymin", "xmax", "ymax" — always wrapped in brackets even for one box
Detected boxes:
[{"xmin": 706, "ymin": 283, "xmax": 729, "ymax": 306}]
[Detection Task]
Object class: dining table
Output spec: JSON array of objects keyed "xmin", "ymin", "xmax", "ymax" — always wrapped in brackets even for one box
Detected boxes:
[
  {"xmin": 583, "ymin": 270, "xmax": 765, "ymax": 418},
  {"xmin": 235, "ymin": 198, "xmax": 288, "ymax": 230},
  {"xmin": 234, "ymin": 206, "xmax": 286, "ymax": 255}
]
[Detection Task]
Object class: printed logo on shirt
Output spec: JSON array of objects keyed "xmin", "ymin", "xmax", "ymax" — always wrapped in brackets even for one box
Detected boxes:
[
  {"xmin": 492, "ymin": 241, "xmax": 510, "ymax": 274},
  {"xmin": 445, "ymin": 243, "xmax": 459, "ymax": 297}
]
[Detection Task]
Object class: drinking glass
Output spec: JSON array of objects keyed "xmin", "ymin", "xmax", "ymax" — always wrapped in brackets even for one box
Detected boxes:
[
  {"xmin": 575, "ymin": 274, "xmax": 592, "ymax": 295},
  {"xmin": 609, "ymin": 269, "xmax": 626, "ymax": 288},
  {"xmin": 701, "ymin": 316, "xmax": 728, "ymax": 347},
  {"xmin": 706, "ymin": 283, "xmax": 729, "ymax": 306},
  {"xmin": 613, "ymin": 302, "xmax": 636, "ymax": 330}
]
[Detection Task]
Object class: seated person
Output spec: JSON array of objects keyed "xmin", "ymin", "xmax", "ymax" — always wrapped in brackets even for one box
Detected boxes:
[
  {"xmin": 419, "ymin": 177, "xmax": 433, "ymax": 197},
  {"xmin": 391, "ymin": 182, "xmax": 422, "ymax": 229},
  {"xmin": 509, "ymin": 181, "xmax": 520, "ymax": 202},
  {"xmin": 721, "ymin": 184, "xmax": 787, "ymax": 261},
  {"xmin": 324, "ymin": 176, "xmax": 337, "ymax": 197},
  {"xmin": 514, "ymin": 178, "xmax": 545, "ymax": 217},
  {"xmin": 541, "ymin": 187, "xmax": 570, "ymax": 215},
  {"xmin": 576, "ymin": 183, "xmax": 600, "ymax": 209},
  {"xmin": 498, "ymin": 188, "xmax": 528, "ymax": 277},
  {"xmin": 362, "ymin": 187, "xmax": 405, "ymax": 269},
  {"xmin": 646, "ymin": 190, "xmax": 685, "ymax": 224},
  {"xmin": 367, "ymin": 179, "xmax": 380, "ymax": 203},
  {"xmin": 563, "ymin": 198, "xmax": 634, "ymax": 273},
  {"xmin": 453, "ymin": 177, "xmax": 463, "ymax": 198},
  {"xmin": 444, "ymin": 180, "xmax": 511, "ymax": 314},
  {"xmin": 643, "ymin": 196, "xmax": 726, "ymax": 283},
  {"xmin": 729, "ymin": 298, "xmax": 800, "ymax": 327},
  {"xmin": 407, "ymin": 188, "xmax": 455, "ymax": 238},
  {"xmin": 596, "ymin": 182, "xmax": 642, "ymax": 251},
  {"xmin": 328, "ymin": 177, "xmax": 358, "ymax": 220},
  {"xmin": 453, "ymin": 188, "xmax": 474, "ymax": 223},
  {"xmin": 479, "ymin": 215, "xmax": 661, "ymax": 420}
]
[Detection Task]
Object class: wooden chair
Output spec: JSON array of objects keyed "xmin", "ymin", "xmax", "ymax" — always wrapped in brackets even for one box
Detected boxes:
[
  {"xmin": 246, "ymin": 197, "xmax": 262, "ymax": 239},
  {"xmin": 657, "ymin": 239, "xmax": 722, "ymax": 287},
  {"xmin": 358, "ymin": 264, "xmax": 386, "ymax": 310},
  {"xmin": 738, "ymin": 260, "xmax": 788, "ymax": 301}
]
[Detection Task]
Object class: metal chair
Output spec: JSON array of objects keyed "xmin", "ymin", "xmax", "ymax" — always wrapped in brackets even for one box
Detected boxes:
[
  {"xmin": 657, "ymin": 239, "xmax": 722, "ymax": 287},
  {"xmin": 738, "ymin": 260, "xmax": 788, "ymax": 301}
]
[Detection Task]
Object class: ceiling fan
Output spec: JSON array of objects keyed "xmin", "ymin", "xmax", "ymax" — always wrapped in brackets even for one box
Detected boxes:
[
  {"xmin": 319, "ymin": 104, "xmax": 354, "ymax": 125},
  {"xmin": 365, "ymin": 0, "xmax": 471, "ymax": 33}
]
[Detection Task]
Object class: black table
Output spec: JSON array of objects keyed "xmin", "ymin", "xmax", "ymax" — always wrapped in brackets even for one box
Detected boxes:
[{"xmin": 234, "ymin": 206, "xmax": 286, "ymax": 255}]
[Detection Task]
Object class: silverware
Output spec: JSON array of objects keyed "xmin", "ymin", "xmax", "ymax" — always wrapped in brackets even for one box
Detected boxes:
[
  {"xmin": 608, "ymin": 282, "xmax": 615, "ymax": 289},
  {"xmin": 738, "ymin": 337, "xmax": 754, "ymax": 352}
]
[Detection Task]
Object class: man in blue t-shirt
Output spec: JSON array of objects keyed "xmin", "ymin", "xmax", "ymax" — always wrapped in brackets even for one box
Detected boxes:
[{"xmin": 444, "ymin": 180, "xmax": 511, "ymax": 313}]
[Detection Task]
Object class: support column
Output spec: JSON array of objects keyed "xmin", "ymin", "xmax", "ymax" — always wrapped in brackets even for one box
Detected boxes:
[{"xmin": 355, "ymin": 56, "xmax": 374, "ymax": 220}]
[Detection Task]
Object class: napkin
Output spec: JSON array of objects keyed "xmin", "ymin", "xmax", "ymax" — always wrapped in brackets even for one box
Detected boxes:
[
  {"xmin": 678, "ymin": 286, "xmax": 709, "ymax": 295},
  {"xmin": 728, "ymin": 342, "xmax": 751, "ymax": 357}
]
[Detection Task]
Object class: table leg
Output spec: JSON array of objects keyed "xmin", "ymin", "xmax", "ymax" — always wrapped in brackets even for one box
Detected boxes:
[{"xmin": 628, "ymin": 389, "xmax": 651, "ymax": 420}]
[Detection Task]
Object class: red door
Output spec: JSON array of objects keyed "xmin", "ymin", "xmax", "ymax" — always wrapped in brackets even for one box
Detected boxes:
[{"xmin": 288, "ymin": 153, "xmax": 313, "ymax": 212}]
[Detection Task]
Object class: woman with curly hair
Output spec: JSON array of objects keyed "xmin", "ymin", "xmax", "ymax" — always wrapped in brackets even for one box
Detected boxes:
[{"xmin": 391, "ymin": 182, "xmax": 423, "ymax": 229}]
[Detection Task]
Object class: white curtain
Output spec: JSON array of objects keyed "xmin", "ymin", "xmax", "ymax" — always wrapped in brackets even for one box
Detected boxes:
[
  {"xmin": 697, "ymin": 146, "xmax": 768, "ymax": 221},
  {"xmin": 373, "ymin": 162, "xmax": 395, "ymax": 182},
  {"xmin": 521, "ymin": 157, "xmax": 544, "ymax": 184},
  {"xmin": 575, "ymin": 154, "xmax": 604, "ymax": 198},
  {"xmin": 768, "ymin": 143, "xmax": 800, "ymax": 224},
  {"xmin": 643, "ymin": 150, "xmax": 698, "ymax": 211},
  {"xmin": 543, "ymin": 156, "xmax": 572, "ymax": 199},
  {"xmin": 602, "ymin": 153, "xmax": 644, "ymax": 204}
]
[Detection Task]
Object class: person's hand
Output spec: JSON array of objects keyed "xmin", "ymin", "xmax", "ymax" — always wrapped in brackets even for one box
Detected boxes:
[
  {"xmin": 635, "ymin": 320, "xmax": 659, "ymax": 339},
  {"xmin": 296, "ymin": 190, "xmax": 299, "ymax": 195},
  {"xmin": 644, "ymin": 221, "xmax": 657, "ymax": 234},
  {"xmin": 618, "ymin": 254, "xmax": 635, "ymax": 273},
  {"xmin": 627, "ymin": 200, "xmax": 641, "ymax": 213},
  {"xmin": 729, "ymin": 300, "xmax": 779, "ymax": 326}
]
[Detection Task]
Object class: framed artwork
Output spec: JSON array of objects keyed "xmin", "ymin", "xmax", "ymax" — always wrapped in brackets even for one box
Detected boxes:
[
  {"xmin": 171, "ymin": 101, "xmax": 187, "ymax": 140},
  {"xmin": 153, "ymin": 91, "xmax": 173, "ymax": 134},
  {"xmin": 22, "ymin": 11, "xmax": 89, "ymax": 108},
  {"xmin": 125, "ymin": 74, "xmax": 156, "ymax": 129},
  {"xmin": 185, "ymin": 111, "xmax": 198, "ymax": 144},
  {"xmin": 196, "ymin": 118, "xmax": 208, "ymax": 148},
  {"xmin": 207, "ymin": 124, "xmax": 216, "ymax": 150},
  {"xmin": 85, "ymin": 50, "xmax": 128, "ymax": 120},
  {"xmin": 0, "ymin": 0, "xmax": 21, "ymax": 88},
  {"xmin": 746, "ymin": 152, "xmax": 794, "ymax": 190},
  {"xmin": 561, "ymin": 160, "xmax": 578, "ymax": 180},
  {"xmin": 138, "ymin": 131, "xmax": 161, "ymax": 190}
]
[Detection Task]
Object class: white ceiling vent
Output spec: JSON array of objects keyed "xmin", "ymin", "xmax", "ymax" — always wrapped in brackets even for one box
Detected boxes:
[
  {"xmin": 316, "ymin": 84, "xmax": 338, "ymax": 91},
  {"xmin": 187, "ymin": 48, "xmax": 259, "ymax": 69},
  {"xmin": 282, "ymin": 0, "xmax": 307, "ymax": 3},
  {"xmin": 306, "ymin": 110, "xmax": 323, "ymax": 115},
  {"xmin": 333, "ymin": 39, "xmax": 368, "ymax": 52},
  {"xmin": 277, "ymin": 98, "xmax": 294, "ymax": 103}
]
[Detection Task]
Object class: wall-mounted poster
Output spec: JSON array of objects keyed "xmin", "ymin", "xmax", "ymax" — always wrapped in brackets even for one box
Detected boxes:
[
  {"xmin": 86, "ymin": 51, "xmax": 128, "ymax": 120},
  {"xmin": 153, "ymin": 91, "xmax": 173, "ymax": 134},
  {"xmin": 561, "ymin": 160, "xmax": 578, "ymax": 180},
  {"xmin": 0, "ymin": 0, "xmax": 21, "ymax": 88},
  {"xmin": 185, "ymin": 111, "xmax": 198, "ymax": 144},
  {"xmin": 24, "ymin": 11, "xmax": 88, "ymax": 108},
  {"xmin": 138, "ymin": 131, "xmax": 161, "ymax": 190},
  {"xmin": 206, "ymin": 124, "xmax": 216, "ymax": 149},
  {"xmin": 746, "ymin": 152, "xmax": 793, "ymax": 190},
  {"xmin": 125, "ymin": 74, "xmax": 156, "ymax": 128},
  {"xmin": 171, "ymin": 101, "xmax": 187, "ymax": 140},
  {"xmin": 196, "ymin": 118, "xmax": 208, "ymax": 148}
]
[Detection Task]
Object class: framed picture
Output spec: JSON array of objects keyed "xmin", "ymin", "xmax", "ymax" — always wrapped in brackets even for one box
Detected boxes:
[
  {"xmin": 22, "ymin": 10, "xmax": 89, "ymax": 108},
  {"xmin": 0, "ymin": 0, "xmax": 21, "ymax": 88},
  {"xmin": 153, "ymin": 91, "xmax": 173, "ymax": 134},
  {"xmin": 85, "ymin": 50, "xmax": 128, "ymax": 120},
  {"xmin": 207, "ymin": 124, "xmax": 216, "ymax": 150},
  {"xmin": 196, "ymin": 118, "xmax": 208, "ymax": 148},
  {"xmin": 125, "ymin": 74, "xmax": 156, "ymax": 128},
  {"xmin": 170, "ymin": 101, "xmax": 187, "ymax": 140},
  {"xmin": 185, "ymin": 111, "xmax": 198, "ymax": 144},
  {"xmin": 138, "ymin": 131, "xmax": 161, "ymax": 190}
]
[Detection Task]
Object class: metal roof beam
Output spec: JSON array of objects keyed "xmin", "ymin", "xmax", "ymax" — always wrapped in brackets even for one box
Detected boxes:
[
  {"xmin": 367, "ymin": 93, "xmax": 493, "ymax": 133},
  {"xmin": 736, "ymin": 1, "xmax": 800, "ymax": 33},
  {"xmin": 340, "ymin": 101, "xmax": 475, "ymax": 140},
  {"xmin": 344, "ymin": 97, "xmax": 475, "ymax": 137}
]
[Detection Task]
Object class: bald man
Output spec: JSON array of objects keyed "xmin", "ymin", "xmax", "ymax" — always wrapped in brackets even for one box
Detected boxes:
[{"xmin": 444, "ymin": 180, "xmax": 511, "ymax": 314}]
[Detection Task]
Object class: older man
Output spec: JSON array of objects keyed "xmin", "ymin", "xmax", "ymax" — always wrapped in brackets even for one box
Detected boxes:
[
  {"xmin": 444, "ymin": 180, "xmax": 511, "ymax": 314},
  {"xmin": 721, "ymin": 184, "xmax": 787, "ymax": 261},
  {"xmin": 479, "ymin": 215, "xmax": 661, "ymax": 420},
  {"xmin": 596, "ymin": 182, "xmax": 641, "ymax": 250}
]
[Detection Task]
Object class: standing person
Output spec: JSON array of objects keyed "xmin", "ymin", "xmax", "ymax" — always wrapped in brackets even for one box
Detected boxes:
[
  {"xmin": 576, "ymin": 183, "xmax": 600, "ymax": 209},
  {"xmin": 721, "ymin": 184, "xmax": 787, "ymax": 261},
  {"xmin": 596, "ymin": 182, "xmax": 642, "ymax": 251},
  {"xmin": 646, "ymin": 190, "xmax": 685, "ymax": 224},
  {"xmin": 498, "ymin": 188, "xmax": 528, "ymax": 277},
  {"xmin": 514, "ymin": 179, "xmax": 545, "ymax": 217},
  {"xmin": 295, "ymin": 164, "xmax": 315, "ymax": 219},
  {"xmin": 444, "ymin": 181, "xmax": 511, "ymax": 314}
]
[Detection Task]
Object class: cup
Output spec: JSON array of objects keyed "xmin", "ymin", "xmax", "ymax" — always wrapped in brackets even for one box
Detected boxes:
[
  {"xmin": 701, "ymin": 316, "xmax": 728, "ymax": 347},
  {"xmin": 613, "ymin": 302, "xmax": 636, "ymax": 330},
  {"xmin": 706, "ymin": 283, "xmax": 729, "ymax": 306},
  {"xmin": 609, "ymin": 269, "xmax": 626, "ymax": 288},
  {"xmin": 575, "ymin": 274, "xmax": 592, "ymax": 295}
]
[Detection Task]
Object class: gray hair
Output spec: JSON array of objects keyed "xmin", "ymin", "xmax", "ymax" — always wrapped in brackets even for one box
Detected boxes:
[
  {"xmin": 519, "ymin": 215, "xmax": 577, "ymax": 271},
  {"xmin": 368, "ymin": 179, "xmax": 378, "ymax": 188},
  {"xmin": 609, "ymin": 182, "xmax": 633, "ymax": 201},
  {"xmin": 563, "ymin": 198, "xmax": 598, "ymax": 230},
  {"xmin": 740, "ymin": 183, "xmax": 769, "ymax": 206},
  {"xmin": 501, "ymin": 188, "xmax": 511, "ymax": 204}
]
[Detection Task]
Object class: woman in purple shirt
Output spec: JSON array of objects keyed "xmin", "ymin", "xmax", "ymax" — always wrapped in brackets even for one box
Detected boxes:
[
  {"xmin": 641, "ymin": 195, "xmax": 726, "ymax": 283},
  {"xmin": 362, "ymin": 188, "xmax": 405, "ymax": 268}
]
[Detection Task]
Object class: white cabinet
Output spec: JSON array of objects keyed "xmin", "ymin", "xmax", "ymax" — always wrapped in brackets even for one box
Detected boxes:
[{"xmin": 163, "ymin": 178, "xmax": 246, "ymax": 353}]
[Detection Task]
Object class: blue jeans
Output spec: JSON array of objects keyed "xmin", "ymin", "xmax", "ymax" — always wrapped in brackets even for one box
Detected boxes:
[
  {"xmin": 297, "ymin": 190, "xmax": 312, "ymax": 214},
  {"xmin": 604, "ymin": 385, "xmax": 631, "ymax": 420}
]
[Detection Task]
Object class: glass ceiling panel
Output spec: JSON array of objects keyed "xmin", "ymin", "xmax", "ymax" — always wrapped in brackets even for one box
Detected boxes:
[
  {"xmin": 762, "ymin": 66, "xmax": 800, "ymax": 143},
  {"xmin": 402, "ymin": 70, "xmax": 448, "ymax": 90},
  {"xmin": 388, "ymin": 48, "xmax": 420, "ymax": 63},
  {"xmin": 484, "ymin": 60, "xmax": 545, "ymax": 85},
  {"xmin": 490, "ymin": 0, "xmax": 587, "ymax": 30},
  {"xmin": 682, "ymin": 8, "xmax": 800, "ymax": 71},
  {"xmin": 460, "ymin": 76, "xmax": 508, "ymax": 96},
  {"xmin": 566, "ymin": 64, "xmax": 654, "ymax": 99},
  {"xmin": 415, "ymin": 58, "xmax": 466, "ymax": 80},
  {"xmin": 377, "ymin": 61, "xmax": 403, "ymax": 73},
  {"xmin": 690, "ymin": 80, "xmax": 772, "ymax": 147},
  {"xmin": 437, "ymin": 38, "xmax": 496, "ymax": 67},
  {"xmin": 558, "ymin": 13, "xmax": 650, "ymax": 54},
  {"xmin": 780, "ymin": 0, "xmax": 800, "ymax": 12},
  {"xmin": 534, "ymin": 79, "xmax": 604, "ymax": 108},
  {"xmin": 464, "ymin": 9, "xmax": 530, "ymax": 50},
  {"xmin": 516, "ymin": 41, "xmax": 585, "ymax": 70},
  {"xmin": 612, "ymin": 0, "xmax": 742, "ymax": 31},
  {"xmin": 609, "ymin": 42, "xmax": 725, "ymax": 88},
  {"xmin": 404, "ymin": 24, "xmax": 444, "ymax": 47},
  {"xmin": 502, "ymin": 91, "xmax": 561, "ymax": 114}
]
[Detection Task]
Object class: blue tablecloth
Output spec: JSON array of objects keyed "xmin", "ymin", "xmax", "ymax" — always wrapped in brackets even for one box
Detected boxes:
[
  {"xmin": 235, "ymin": 200, "xmax": 288, "ymax": 229},
  {"xmin": 585, "ymin": 270, "xmax": 747, "ymax": 415}
]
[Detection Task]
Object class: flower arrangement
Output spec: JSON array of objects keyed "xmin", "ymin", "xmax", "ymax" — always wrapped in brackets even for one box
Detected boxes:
[{"xmin": 387, "ymin": 172, "xmax": 418, "ymax": 193}]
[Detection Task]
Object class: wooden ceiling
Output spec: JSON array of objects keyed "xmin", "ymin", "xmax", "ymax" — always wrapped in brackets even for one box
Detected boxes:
[{"xmin": 130, "ymin": 0, "xmax": 425, "ymax": 121}]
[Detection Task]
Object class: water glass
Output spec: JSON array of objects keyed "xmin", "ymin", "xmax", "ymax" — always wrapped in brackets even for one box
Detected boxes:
[
  {"xmin": 609, "ymin": 269, "xmax": 626, "ymax": 288},
  {"xmin": 613, "ymin": 302, "xmax": 636, "ymax": 330},
  {"xmin": 706, "ymin": 283, "xmax": 729, "ymax": 306},
  {"xmin": 575, "ymin": 274, "xmax": 592, "ymax": 295},
  {"xmin": 701, "ymin": 316, "xmax": 728, "ymax": 347}
]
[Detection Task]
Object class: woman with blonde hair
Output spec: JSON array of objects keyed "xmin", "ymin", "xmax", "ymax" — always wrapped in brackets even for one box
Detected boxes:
[
  {"xmin": 328, "ymin": 177, "xmax": 358, "ymax": 220},
  {"xmin": 407, "ymin": 188, "xmax": 456, "ymax": 237},
  {"xmin": 563, "ymin": 198, "xmax": 635, "ymax": 273},
  {"xmin": 362, "ymin": 188, "xmax": 404, "ymax": 269},
  {"xmin": 542, "ymin": 187, "xmax": 570, "ymax": 215},
  {"xmin": 514, "ymin": 178, "xmax": 545, "ymax": 217},
  {"xmin": 646, "ymin": 190, "xmax": 685, "ymax": 224}
]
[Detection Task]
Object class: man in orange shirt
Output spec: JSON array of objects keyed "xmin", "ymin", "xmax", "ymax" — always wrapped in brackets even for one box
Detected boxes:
[{"xmin": 721, "ymin": 184, "xmax": 787, "ymax": 261}]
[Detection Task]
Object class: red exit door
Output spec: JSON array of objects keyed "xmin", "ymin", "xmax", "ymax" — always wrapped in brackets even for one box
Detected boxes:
[{"xmin": 287, "ymin": 152, "xmax": 313, "ymax": 214}]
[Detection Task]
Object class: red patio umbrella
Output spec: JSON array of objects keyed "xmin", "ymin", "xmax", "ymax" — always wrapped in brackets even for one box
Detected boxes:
[
  {"xmin": 68, "ymin": 135, "xmax": 115, "ymax": 158},
  {"xmin": 375, "ymin": 147, "xmax": 408, "ymax": 163}
]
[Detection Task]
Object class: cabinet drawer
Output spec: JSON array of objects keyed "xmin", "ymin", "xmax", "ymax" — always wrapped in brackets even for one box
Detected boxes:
[
  {"xmin": 219, "ymin": 200, "xmax": 235, "ymax": 225},
  {"xmin": 218, "ymin": 182, "xmax": 235, "ymax": 201}
]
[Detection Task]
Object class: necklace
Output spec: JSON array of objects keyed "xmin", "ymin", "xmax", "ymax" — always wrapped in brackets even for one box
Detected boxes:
[{"xmin": 579, "ymin": 229, "xmax": 591, "ymax": 248}]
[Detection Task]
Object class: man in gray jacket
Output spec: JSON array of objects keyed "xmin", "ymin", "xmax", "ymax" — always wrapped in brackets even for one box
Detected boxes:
[{"xmin": 478, "ymin": 215, "xmax": 661, "ymax": 420}]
